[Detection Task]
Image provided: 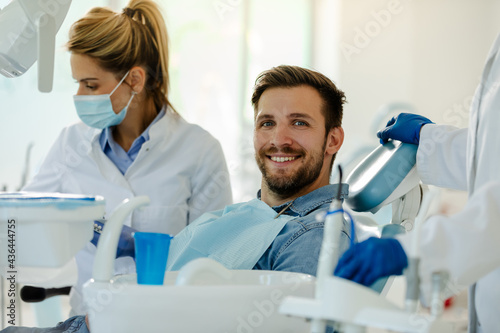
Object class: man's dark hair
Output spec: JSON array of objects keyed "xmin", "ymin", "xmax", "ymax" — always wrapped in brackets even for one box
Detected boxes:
[{"xmin": 251, "ymin": 65, "xmax": 346, "ymax": 133}]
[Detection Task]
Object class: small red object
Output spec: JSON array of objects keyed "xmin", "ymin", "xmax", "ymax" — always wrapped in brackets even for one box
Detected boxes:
[{"xmin": 444, "ymin": 296, "xmax": 454, "ymax": 308}]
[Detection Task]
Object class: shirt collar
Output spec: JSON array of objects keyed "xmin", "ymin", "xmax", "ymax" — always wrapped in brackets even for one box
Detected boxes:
[
  {"xmin": 257, "ymin": 184, "xmax": 349, "ymax": 217},
  {"xmin": 99, "ymin": 109, "xmax": 166, "ymax": 151}
]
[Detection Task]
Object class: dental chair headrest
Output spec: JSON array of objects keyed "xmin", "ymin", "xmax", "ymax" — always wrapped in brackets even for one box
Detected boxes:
[{"xmin": 345, "ymin": 141, "xmax": 419, "ymax": 213}]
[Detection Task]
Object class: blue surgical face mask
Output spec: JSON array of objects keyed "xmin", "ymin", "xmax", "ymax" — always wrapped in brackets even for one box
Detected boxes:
[{"xmin": 73, "ymin": 71, "xmax": 136, "ymax": 129}]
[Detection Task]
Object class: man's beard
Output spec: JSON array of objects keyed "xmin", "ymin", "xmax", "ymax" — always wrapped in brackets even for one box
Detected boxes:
[{"xmin": 255, "ymin": 144, "xmax": 325, "ymax": 198}]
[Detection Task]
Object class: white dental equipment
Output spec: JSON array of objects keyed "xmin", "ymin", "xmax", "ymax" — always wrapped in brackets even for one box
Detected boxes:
[
  {"xmin": 0, "ymin": 192, "xmax": 105, "ymax": 286},
  {"xmin": 280, "ymin": 141, "xmax": 455, "ymax": 332},
  {"xmin": 0, "ymin": 144, "xmax": 457, "ymax": 332},
  {"xmin": 346, "ymin": 140, "xmax": 421, "ymax": 223},
  {"xmin": 0, "ymin": 0, "xmax": 72, "ymax": 92},
  {"xmin": 310, "ymin": 167, "xmax": 347, "ymax": 333},
  {"xmin": 0, "ymin": 192, "xmax": 105, "ymax": 268},
  {"xmin": 83, "ymin": 196, "xmax": 316, "ymax": 333}
]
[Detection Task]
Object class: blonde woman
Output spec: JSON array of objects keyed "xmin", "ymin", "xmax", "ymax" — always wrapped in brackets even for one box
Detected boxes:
[{"xmin": 23, "ymin": 0, "xmax": 232, "ymax": 315}]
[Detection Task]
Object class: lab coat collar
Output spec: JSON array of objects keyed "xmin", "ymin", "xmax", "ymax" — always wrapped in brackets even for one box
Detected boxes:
[
  {"xmin": 98, "ymin": 109, "xmax": 166, "ymax": 152},
  {"xmin": 83, "ymin": 105, "xmax": 173, "ymax": 146},
  {"xmin": 147, "ymin": 106, "xmax": 180, "ymax": 143},
  {"xmin": 257, "ymin": 183, "xmax": 349, "ymax": 217}
]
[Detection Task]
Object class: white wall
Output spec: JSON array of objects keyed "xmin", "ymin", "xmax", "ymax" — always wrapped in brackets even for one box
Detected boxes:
[{"xmin": 337, "ymin": 0, "xmax": 500, "ymax": 160}]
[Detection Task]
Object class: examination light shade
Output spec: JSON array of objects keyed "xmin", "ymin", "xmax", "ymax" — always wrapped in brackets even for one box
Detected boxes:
[{"xmin": 0, "ymin": 0, "xmax": 71, "ymax": 92}]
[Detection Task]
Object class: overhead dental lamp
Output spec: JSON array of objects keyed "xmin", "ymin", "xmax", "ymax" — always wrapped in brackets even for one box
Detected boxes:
[{"xmin": 0, "ymin": 0, "xmax": 72, "ymax": 92}]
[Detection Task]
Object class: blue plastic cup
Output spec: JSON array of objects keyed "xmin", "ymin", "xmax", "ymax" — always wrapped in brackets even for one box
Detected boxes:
[{"xmin": 134, "ymin": 232, "xmax": 173, "ymax": 285}]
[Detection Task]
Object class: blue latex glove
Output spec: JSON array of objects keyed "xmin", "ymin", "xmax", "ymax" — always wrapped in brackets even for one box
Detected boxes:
[
  {"xmin": 377, "ymin": 113, "xmax": 433, "ymax": 145},
  {"xmin": 334, "ymin": 237, "xmax": 408, "ymax": 287},
  {"xmin": 91, "ymin": 220, "xmax": 136, "ymax": 258}
]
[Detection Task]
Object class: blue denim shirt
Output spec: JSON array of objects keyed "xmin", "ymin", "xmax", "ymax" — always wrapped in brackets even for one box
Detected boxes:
[
  {"xmin": 254, "ymin": 183, "xmax": 351, "ymax": 276},
  {"xmin": 0, "ymin": 316, "xmax": 88, "ymax": 333},
  {"xmin": 2, "ymin": 184, "xmax": 350, "ymax": 333}
]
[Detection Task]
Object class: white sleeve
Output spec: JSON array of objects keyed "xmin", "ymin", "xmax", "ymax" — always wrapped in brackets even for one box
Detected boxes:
[
  {"xmin": 187, "ymin": 137, "xmax": 233, "ymax": 224},
  {"xmin": 416, "ymin": 124, "xmax": 468, "ymax": 191},
  {"xmin": 22, "ymin": 130, "xmax": 67, "ymax": 193},
  {"xmin": 399, "ymin": 181, "xmax": 500, "ymax": 289}
]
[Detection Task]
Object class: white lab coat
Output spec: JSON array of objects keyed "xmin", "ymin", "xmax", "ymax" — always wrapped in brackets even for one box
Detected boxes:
[
  {"xmin": 400, "ymin": 34, "xmax": 500, "ymax": 332},
  {"xmin": 23, "ymin": 108, "xmax": 233, "ymax": 315}
]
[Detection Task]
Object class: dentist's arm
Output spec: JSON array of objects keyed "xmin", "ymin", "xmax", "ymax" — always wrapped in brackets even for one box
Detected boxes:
[{"xmin": 377, "ymin": 113, "xmax": 467, "ymax": 191}]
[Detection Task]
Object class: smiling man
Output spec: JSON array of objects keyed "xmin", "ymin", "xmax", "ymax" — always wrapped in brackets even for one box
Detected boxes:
[
  {"xmin": 248, "ymin": 65, "xmax": 350, "ymax": 273},
  {"xmin": 2, "ymin": 65, "xmax": 351, "ymax": 333},
  {"xmin": 253, "ymin": 74, "xmax": 344, "ymax": 207},
  {"xmin": 166, "ymin": 65, "xmax": 351, "ymax": 275}
]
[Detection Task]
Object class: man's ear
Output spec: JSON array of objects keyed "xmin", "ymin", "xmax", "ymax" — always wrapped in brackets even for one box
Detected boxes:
[
  {"xmin": 127, "ymin": 66, "xmax": 146, "ymax": 94},
  {"xmin": 325, "ymin": 127, "xmax": 344, "ymax": 156}
]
